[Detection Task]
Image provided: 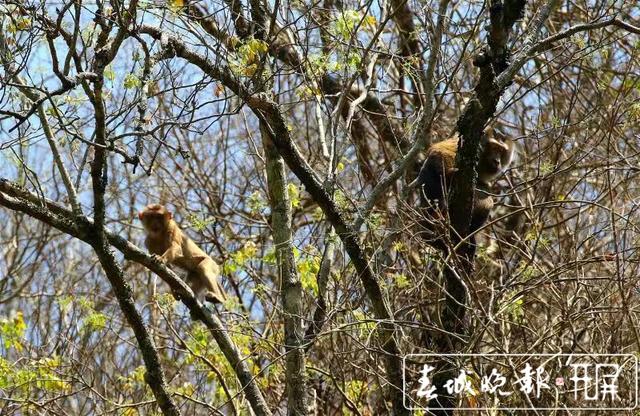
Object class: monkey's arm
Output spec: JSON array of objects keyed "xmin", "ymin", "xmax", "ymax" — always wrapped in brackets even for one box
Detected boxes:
[
  {"xmin": 143, "ymin": 237, "xmax": 154, "ymax": 253},
  {"xmin": 159, "ymin": 228, "xmax": 185, "ymax": 263},
  {"xmin": 470, "ymin": 189, "xmax": 494, "ymax": 233},
  {"xmin": 144, "ymin": 236, "xmax": 176, "ymax": 262},
  {"xmin": 160, "ymin": 245, "xmax": 183, "ymax": 262}
]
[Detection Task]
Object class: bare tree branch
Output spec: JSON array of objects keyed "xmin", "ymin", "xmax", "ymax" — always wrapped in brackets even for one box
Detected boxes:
[
  {"xmin": 0, "ymin": 189, "xmax": 181, "ymax": 416},
  {"xmin": 0, "ymin": 178, "xmax": 272, "ymax": 416},
  {"xmin": 355, "ymin": 0, "xmax": 451, "ymax": 230},
  {"xmin": 531, "ymin": 17, "xmax": 640, "ymax": 54}
]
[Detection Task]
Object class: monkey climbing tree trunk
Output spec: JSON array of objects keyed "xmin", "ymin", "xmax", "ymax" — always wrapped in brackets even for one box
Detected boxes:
[
  {"xmin": 262, "ymin": 124, "xmax": 308, "ymax": 415},
  {"xmin": 429, "ymin": 1, "xmax": 559, "ymax": 413}
]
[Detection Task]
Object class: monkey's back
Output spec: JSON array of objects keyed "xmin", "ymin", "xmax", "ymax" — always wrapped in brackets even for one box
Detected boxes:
[
  {"xmin": 419, "ymin": 138, "xmax": 460, "ymax": 202},
  {"xmin": 174, "ymin": 236, "xmax": 208, "ymax": 271},
  {"xmin": 426, "ymin": 138, "xmax": 459, "ymax": 170}
]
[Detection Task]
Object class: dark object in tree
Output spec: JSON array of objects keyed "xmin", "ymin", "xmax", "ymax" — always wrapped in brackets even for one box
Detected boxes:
[{"xmin": 417, "ymin": 128, "xmax": 513, "ymax": 249}]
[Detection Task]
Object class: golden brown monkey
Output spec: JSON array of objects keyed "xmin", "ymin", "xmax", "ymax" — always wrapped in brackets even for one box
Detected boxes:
[
  {"xmin": 417, "ymin": 128, "xmax": 514, "ymax": 246},
  {"xmin": 138, "ymin": 204, "xmax": 227, "ymax": 304}
]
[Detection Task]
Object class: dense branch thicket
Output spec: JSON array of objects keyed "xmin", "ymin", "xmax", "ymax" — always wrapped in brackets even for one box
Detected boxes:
[{"xmin": 1, "ymin": 0, "xmax": 639, "ymax": 414}]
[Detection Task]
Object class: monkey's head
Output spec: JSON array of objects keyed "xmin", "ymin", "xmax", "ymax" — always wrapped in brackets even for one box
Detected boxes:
[
  {"xmin": 478, "ymin": 128, "xmax": 514, "ymax": 184},
  {"xmin": 138, "ymin": 204, "xmax": 172, "ymax": 238}
]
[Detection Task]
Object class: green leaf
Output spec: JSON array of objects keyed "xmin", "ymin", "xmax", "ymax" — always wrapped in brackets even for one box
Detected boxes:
[
  {"xmin": 629, "ymin": 103, "xmax": 640, "ymax": 121},
  {"xmin": 249, "ymin": 191, "xmax": 267, "ymax": 213},
  {"xmin": 57, "ymin": 295, "xmax": 73, "ymax": 312},
  {"xmin": 312, "ymin": 207, "xmax": 324, "ymax": 221},
  {"xmin": 0, "ymin": 312, "xmax": 26, "ymax": 352},
  {"xmin": 345, "ymin": 379, "xmax": 366, "ymax": 402},
  {"xmin": 172, "ymin": 382, "xmax": 195, "ymax": 397},
  {"xmin": 104, "ymin": 65, "xmax": 116, "ymax": 81},
  {"xmin": 123, "ymin": 73, "xmax": 141, "ymax": 89},
  {"xmin": 392, "ymin": 273, "xmax": 410, "ymax": 289},
  {"xmin": 263, "ymin": 248, "xmax": 277, "ymax": 264},
  {"xmin": 231, "ymin": 37, "xmax": 270, "ymax": 77},
  {"xmin": 287, "ymin": 183, "xmax": 301, "ymax": 208},
  {"xmin": 168, "ymin": 0, "xmax": 185, "ymax": 12},
  {"xmin": 539, "ymin": 161, "xmax": 554, "ymax": 175},
  {"xmin": 345, "ymin": 52, "xmax": 361, "ymax": 69},
  {"xmin": 306, "ymin": 54, "xmax": 329, "ymax": 77},
  {"xmin": 298, "ymin": 254, "xmax": 320, "ymax": 295},
  {"xmin": 226, "ymin": 241, "xmax": 258, "ymax": 274},
  {"xmin": 77, "ymin": 297, "xmax": 95, "ymax": 311},
  {"xmin": 14, "ymin": 17, "xmax": 31, "ymax": 31},
  {"xmin": 155, "ymin": 293, "xmax": 177, "ymax": 310},
  {"xmin": 505, "ymin": 297, "xmax": 525, "ymax": 322},
  {"xmin": 82, "ymin": 312, "xmax": 107, "ymax": 332},
  {"xmin": 334, "ymin": 10, "xmax": 360, "ymax": 39},
  {"xmin": 186, "ymin": 213, "xmax": 214, "ymax": 232}
]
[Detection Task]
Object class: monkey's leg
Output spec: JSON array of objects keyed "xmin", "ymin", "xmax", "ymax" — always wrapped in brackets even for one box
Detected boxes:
[
  {"xmin": 417, "ymin": 163, "xmax": 455, "ymax": 252},
  {"xmin": 197, "ymin": 261, "xmax": 227, "ymax": 304},
  {"xmin": 468, "ymin": 193, "xmax": 493, "ymax": 256},
  {"xmin": 182, "ymin": 271, "xmax": 204, "ymax": 301}
]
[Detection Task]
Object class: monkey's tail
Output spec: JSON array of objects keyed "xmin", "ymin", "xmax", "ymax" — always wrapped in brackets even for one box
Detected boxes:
[{"xmin": 204, "ymin": 281, "xmax": 227, "ymax": 305}]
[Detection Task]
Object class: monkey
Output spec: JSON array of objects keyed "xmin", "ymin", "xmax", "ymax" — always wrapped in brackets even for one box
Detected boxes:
[
  {"xmin": 417, "ymin": 128, "xmax": 514, "ymax": 249},
  {"xmin": 138, "ymin": 204, "xmax": 227, "ymax": 305}
]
